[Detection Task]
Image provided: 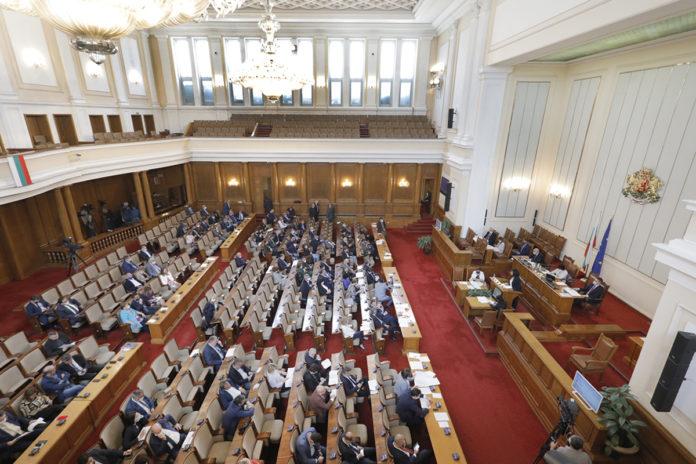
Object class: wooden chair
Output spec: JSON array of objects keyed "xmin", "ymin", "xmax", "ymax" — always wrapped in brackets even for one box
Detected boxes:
[
  {"xmin": 569, "ymin": 334, "xmax": 618, "ymax": 380},
  {"xmin": 474, "ymin": 311, "xmax": 497, "ymax": 335}
]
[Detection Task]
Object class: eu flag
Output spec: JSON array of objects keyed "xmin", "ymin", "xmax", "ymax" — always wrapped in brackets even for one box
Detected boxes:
[{"xmin": 591, "ymin": 219, "xmax": 612, "ymax": 276}]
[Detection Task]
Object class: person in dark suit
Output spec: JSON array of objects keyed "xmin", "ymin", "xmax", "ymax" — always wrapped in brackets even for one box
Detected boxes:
[
  {"xmin": 376, "ymin": 218, "xmax": 387, "ymax": 235},
  {"xmin": 202, "ymin": 300, "xmax": 216, "ymax": 328},
  {"xmin": 580, "ymin": 279, "xmax": 605, "ymax": 305},
  {"xmin": 121, "ymin": 413, "xmax": 141, "ymax": 449},
  {"xmin": 510, "ymin": 269, "xmax": 523, "ymax": 292},
  {"xmin": 531, "ymin": 248, "xmax": 544, "ymax": 264},
  {"xmin": 43, "ymin": 330, "xmax": 74, "ymax": 357},
  {"xmin": 303, "ymin": 363, "xmax": 324, "ymax": 394},
  {"xmin": 58, "ymin": 352, "xmax": 100, "ymax": 383},
  {"xmin": 0, "ymin": 410, "xmax": 46, "ymax": 461},
  {"xmin": 300, "ymin": 275, "xmax": 312, "ymax": 308},
  {"xmin": 339, "ymin": 431, "xmax": 376, "ymax": 464},
  {"xmin": 125, "ymin": 389, "xmax": 155, "ymax": 424},
  {"xmin": 130, "ymin": 294, "xmax": 156, "ymax": 316},
  {"xmin": 56, "ymin": 296, "xmax": 85, "ymax": 328},
  {"xmin": 340, "ymin": 367, "xmax": 369, "ymax": 398},
  {"xmin": 77, "ymin": 448, "xmax": 130, "ymax": 464},
  {"xmin": 396, "ymin": 388, "xmax": 429, "ymax": 429},
  {"xmin": 326, "ymin": 203, "xmax": 336, "ymax": 223},
  {"xmin": 514, "ymin": 241, "xmax": 532, "ymax": 256},
  {"xmin": 387, "ymin": 434, "xmax": 433, "ymax": 464},
  {"xmin": 218, "ymin": 380, "xmax": 244, "ymax": 410},
  {"xmin": 222, "ymin": 395, "xmax": 254, "ymax": 440},
  {"xmin": 202, "ymin": 336, "xmax": 226, "ymax": 372},
  {"xmin": 295, "ymin": 428, "xmax": 326, "ymax": 464},
  {"xmin": 148, "ymin": 416, "xmax": 184, "ymax": 461},
  {"xmin": 138, "ymin": 246, "xmax": 153, "ymax": 262},
  {"xmin": 228, "ymin": 358, "xmax": 252, "ymax": 391},
  {"xmin": 120, "ymin": 258, "xmax": 139, "ymax": 275},
  {"xmin": 40, "ymin": 365, "xmax": 83, "ymax": 402},
  {"xmin": 234, "ymin": 253, "xmax": 246, "ymax": 269},
  {"xmin": 222, "ymin": 200, "xmax": 231, "ymax": 216},
  {"xmin": 123, "ymin": 274, "xmax": 143, "ymax": 293},
  {"xmin": 25, "ymin": 295, "xmax": 56, "ymax": 328},
  {"xmin": 266, "ymin": 209, "xmax": 276, "ymax": 225},
  {"xmin": 263, "ymin": 196, "xmax": 273, "ymax": 214}
]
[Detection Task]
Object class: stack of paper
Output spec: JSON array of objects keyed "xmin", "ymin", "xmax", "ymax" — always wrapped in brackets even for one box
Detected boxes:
[
  {"xmin": 477, "ymin": 296, "xmax": 489, "ymax": 304},
  {"xmin": 409, "ymin": 360, "xmax": 424, "ymax": 370},
  {"xmin": 284, "ymin": 368, "xmax": 295, "ymax": 388},
  {"xmin": 434, "ymin": 412, "xmax": 450, "ymax": 428},
  {"xmin": 321, "ymin": 359, "xmax": 332, "ymax": 369},
  {"xmin": 328, "ymin": 370, "xmax": 339, "ymax": 386},
  {"xmin": 368, "ymin": 379, "xmax": 379, "ymax": 394},
  {"xmin": 414, "ymin": 371, "xmax": 440, "ymax": 388}
]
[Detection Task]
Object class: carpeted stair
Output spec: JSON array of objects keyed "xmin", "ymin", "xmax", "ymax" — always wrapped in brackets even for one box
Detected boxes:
[{"xmin": 404, "ymin": 215, "xmax": 435, "ymax": 234}]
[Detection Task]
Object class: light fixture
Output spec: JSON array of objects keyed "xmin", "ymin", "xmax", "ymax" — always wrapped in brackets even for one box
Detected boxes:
[
  {"xmin": 232, "ymin": 0, "xmax": 313, "ymax": 102},
  {"xmin": 341, "ymin": 178, "xmax": 353, "ymax": 188},
  {"xmin": 0, "ymin": 0, "xmax": 211, "ymax": 65},
  {"xmin": 85, "ymin": 60, "xmax": 104, "ymax": 79},
  {"xmin": 502, "ymin": 177, "xmax": 531, "ymax": 192},
  {"xmin": 21, "ymin": 47, "xmax": 46, "ymax": 69},
  {"xmin": 208, "ymin": 0, "xmax": 243, "ymax": 17},
  {"xmin": 127, "ymin": 69, "xmax": 142, "ymax": 86},
  {"xmin": 549, "ymin": 183, "xmax": 571, "ymax": 199},
  {"xmin": 285, "ymin": 177, "xmax": 296, "ymax": 187},
  {"xmin": 398, "ymin": 178, "xmax": 410, "ymax": 188},
  {"xmin": 428, "ymin": 63, "xmax": 444, "ymax": 91},
  {"xmin": 227, "ymin": 177, "xmax": 239, "ymax": 187}
]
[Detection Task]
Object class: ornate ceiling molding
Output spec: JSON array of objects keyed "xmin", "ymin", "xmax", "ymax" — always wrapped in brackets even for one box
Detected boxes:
[{"xmin": 240, "ymin": 0, "xmax": 417, "ymax": 10}]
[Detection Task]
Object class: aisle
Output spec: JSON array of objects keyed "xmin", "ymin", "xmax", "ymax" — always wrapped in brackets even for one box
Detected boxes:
[{"xmin": 387, "ymin": 229, "xmax": 547, "ymax": 464}]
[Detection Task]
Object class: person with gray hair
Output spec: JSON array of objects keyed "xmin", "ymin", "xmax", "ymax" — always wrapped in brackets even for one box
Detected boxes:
[{"xmin": 544, "ymin": 435, "xmax": 592, "ymax": 464}]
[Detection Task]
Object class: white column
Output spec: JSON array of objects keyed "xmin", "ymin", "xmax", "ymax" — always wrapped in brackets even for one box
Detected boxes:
[
  {"xmin": 209, "ymin": 37, "xmax": 226, "ymax": 107},
  {"xmin": 437, "ymin": 25, "xmax": 458, "ymax": 138},
  {"xmin": 314, "ymin": 36, "xmax": 327, "ymax": 108},
  {"xmin": 413, "ymin": 36, "xmax": 432, "ymax": 115},
  {"xmin": 629, "ymin": 200, "xmax": 696, "ymax": 458},
  {"xmin": 365, "ymin": 38, "xmax": 378, "ymax": 110}
]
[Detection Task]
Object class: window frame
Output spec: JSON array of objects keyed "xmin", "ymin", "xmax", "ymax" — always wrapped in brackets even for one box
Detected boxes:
[
  {"xmin": 379, "ymin": 39, "xmax": 397, "ymax": 107},
  {"xmin": 398, "ymin": 39, "xmax": 417, "ymax": 108},
  {"xmin": 223, "ymin": 37, "xmax": 245, "ymax": 105},
  {"xmin": 172, "ymin": 37, "xmax": 196, "ymax": 106}
]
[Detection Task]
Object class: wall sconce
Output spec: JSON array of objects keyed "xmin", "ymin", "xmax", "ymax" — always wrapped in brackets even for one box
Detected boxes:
[
  {"xmin": 549, "ymin": 183, "xmax": 571, "ymax": 199},
  {"xmin": 502, "ymin": 176, "xmax": 531, "ymax": 192},
  {"xmin": 341, "ymin": 178, "xmax": 353, "ymax": 188},
  {"xmin": 397, "ymin": 178, "xmax": 410, "ymax": 188},
  {"xmin": 227, "ymin": 177, "xmax": 240, "ymax": 187},
  {"xmin": 285, "ymin": 177, "xmax": 297, "ymax": 187},
  {"xmin": 428, "ymin": 63, "xmax": 444, "ymax": 91},
  {"xmin": 85, "ymin": 61, "xmax": 104, "ymax": 79},
  {"xmin": 127, "ymin": 69, "xmax": 142, "ymax": 86},
  {"xmin": 22, "ymin": 48, "xmax": 46, "ymax": 70}
]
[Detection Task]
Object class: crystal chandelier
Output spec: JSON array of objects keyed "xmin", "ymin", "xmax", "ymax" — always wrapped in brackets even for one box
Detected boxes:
[
  {"xmin": 232, "ymin": 0, "xmax": 313, "ymax": 102},
  {"xmin": 0, "ymin": 0, "xmax": 238, "ymax": 65}
]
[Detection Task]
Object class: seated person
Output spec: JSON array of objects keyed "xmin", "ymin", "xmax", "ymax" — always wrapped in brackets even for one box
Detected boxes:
[
  {"xmin": 393, "ymin": 368, "xmax": 413, "ymax": 398},
  {"xmin": 120, "ymin": 257, "xmax": 139, "ymax": 275},
  {"xmin": 396, "ymin": 388, "xmax": 429, "ymax": 429},
  {"xmin": 58, "ymin": 351, "xmax": 100, "ymax": 383},
  {"xmin": 228, "ymin": 358, "xmax": 252, "ymax": 391},
  {"xmin": 159, "ymin": 269, "xmax": 180, "ymax": 292},
  {"xmin": 339, "ymin": 430, "xmax": 377, "ymax": 464},
  {"xmin": 579, "ymin": 279, "xmax": 605, "ymax": 305},
  {"xmin": 25, "ymin": 295, "xmax": 56, "ymax": 328},
  {"xmin": 222, "ymin": 395, "xmax": 254, "ymax": 441},
  {"xmin": 138, "ymin": 245, "xmax": 153, "ymax": 262},
  {"xmin": 121, "ymin": 413, "xmax": 141, "ymax": 450},
  {"xmin": 550, "ymin": 264, "xmax": 569, "ymax": 281},
  {"xmin": 340, "ymin": 366, "xmax": 370, "ymax": 398},
  {"xmin": 387, "ymin": 434, "xmax": 433, "ymax": 464},
  {"xmin": 544, "ymin": 435, "xmax": 592, "ymax": 464},
  {"xmin": 118, "ymin": 305, "xmax": 148, "ymax": 334},
  {"xmin": 144, "ymin": 258, "xmax": 162, "ymax": 278},
  {"xmin": 339, "ymin": 316, "xmax": 366, "ymax": 350},
  {"xmin": 374, "ymin": 277, "xmax": 393, "ymax": 308},
  {"xmin": 43, "ymin": 330, "xmax": 74, "ymax": 357},
  {"xmin": 513, "ymin": 240, "xmax": 532, "ymax": 256},
  {"xmin": 372, "ymin": 305, "xmax": 400, "ymax": 340},
  {"xmin": 0, "ymin": 410, "xmax": 46, "ymax": 461},
  {"xmin": 303, "ymin": 363, "xmax": 325, "ymax": 394},
  {"xmin": 469, "ymin": 269, "xmax": 486, "ymax": 285},
  {"xmin": 510, "ymin": 269, "xmax": 523, "ymax": 292},
  {"xmin": 531, "ymin": 247, "xmax": 544, "ymax": 264},
  {"xmin": 265, "ymin": 364, "xmax": 287, "ymax": 393},
  {"xmin": 130, "ymin": 294, "xmax": 157, "ymax": 316},
  {"xmin": 308, "ymin": 385, "xmax": 332, "ymax": 424},
  {"xmin": 40, "ymin": 364, "xmax": 83, "ymax": 402},
  {"xmin": 123, "ymin": 273, "xmax": 143, "ymax": 293},
  {"xmin": 17, "ymin": 386, "xmax": 62, "ymax": 422},
  {"xmin": 295, "ymin": 428, "xmax": 326, "ymax": 464},
  {"xmin": 218, "ymin": 379, "xmax": 245, "ymax": 410},
  {"xmin": 125, "ymin": 389, "xmax": 155, "ymax": 424},
  {"xmin": 78, "ymin": 448, "xmax": 131, "ymax": 464},
  {"xmin": 490, "ymin": 288, "xmax": 507, "ymax": 312},
  {"xmin": 493, "ymin": 239, "xmax": 506, "ymax": 256},
  {"xmin": 234, "ymin": 253, "xmax": 247, "ymax": 269},
  {"xmin": 148, "ymin": 416, "xmax": 185, "ymax": 461},
  {"xmin": 202, "ymin": 336, "xmax": 226, "ymax": 372},
  {"xmin": 56, "ymin": 296, "xmax": 85, "ymax": 328}
]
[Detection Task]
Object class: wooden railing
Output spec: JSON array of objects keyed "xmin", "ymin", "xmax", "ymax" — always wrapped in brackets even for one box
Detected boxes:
[
  {"xmin": 40, "ymin": 244, "xmax": 69, "ymax": 264},
  {"xmin": 89, "ymin": 223, "xmax": 143, "ymax": 254}
]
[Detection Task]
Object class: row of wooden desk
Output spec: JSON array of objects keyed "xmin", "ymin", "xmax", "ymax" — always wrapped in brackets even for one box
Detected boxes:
[
  {"xmin": 275, "ymin": 351, "xmax": 307, "ymax": 464},
  {"xmin": 371, "ymin": 223, "xmax": 393, "ymax": 267},
  {"xmin": 382, "ymin": 266, "xmax": 421, "ymax": 353},
  {"xmin": 431, "ymin": 228, "xmax": 472, "ymax": 282},
  {"xmin": 18, "ymin": 343, "xmax": 146, "ymax": 464},
  {"xmin": 455, "ymin": 276, "xmax": 522, "ymax": 317},
  {"xmin": 220, "ymin": 218, "xmax": 257, "ymax": 262},
  {"xmin": 148, "ymin": 256, "xmax": 219, "ymax": 344}
]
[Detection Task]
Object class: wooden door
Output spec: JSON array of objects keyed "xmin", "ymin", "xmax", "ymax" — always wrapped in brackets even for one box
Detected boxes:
[
  {"xmin": 89, "ymin": 115, "xmax": 106, "ymax": 135},
  {"xmin": 422, "ymin": 178, "xmax": 435, "ymax": 215},
  {"xmin": 107, "ymin": 114, "xmax": 122, "ymax": 133},
  {"xmin": 131, "ymin": 114, "xmax": 144, "ymax": 133},
  {"xmin": 53, "ymin": 114, "xmax": 79, "ymax": 146},
  {"xmin": 143, "ymin": 115, "xmax": 155, "ymax": 135},
  {"xmin": 24, "ymin": 114, "xmax": 53, "ymax": 146}
]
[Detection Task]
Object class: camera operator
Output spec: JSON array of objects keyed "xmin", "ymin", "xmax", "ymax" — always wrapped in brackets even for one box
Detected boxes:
[
  {"xmin": 79, "ymin": 203, "xmax": 96, "ymax": 238},
  {"xmin": 544, "ymin": 435, "xmax": 592, "ymax": 464}
]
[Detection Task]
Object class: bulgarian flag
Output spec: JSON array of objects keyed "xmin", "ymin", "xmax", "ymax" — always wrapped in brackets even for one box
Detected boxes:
[
  {"xmin": 581, "ymin": 224, "xmax": 597, "ymax": 275},
  {"xmin": 8, "ymin": 154, "xmax": 32, "ymax": 187}
]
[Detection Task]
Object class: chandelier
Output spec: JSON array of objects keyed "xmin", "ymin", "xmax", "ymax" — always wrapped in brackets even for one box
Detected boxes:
[
  {"xmin": 232, "ymin": 0, "xmax": 313, "ymax": 102},
  {"xmin": 0, "ymin": 0, "xmax": 244, "ymax": 64}
]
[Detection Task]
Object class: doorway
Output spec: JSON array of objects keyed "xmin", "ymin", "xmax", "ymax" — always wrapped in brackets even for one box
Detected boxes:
[
  {"xmin": 252, "ymin": 176, "xmax": 273, "ymax": 214},
  {"xmin": 53, "ymin": 114, "xmax": 79, "ymax": 146},
  {"xmin": 24, "ymin": 114, "xmax": 53, "ymax": 146},
  {"xmin": 144, "ymin": 114, "xmax": 156, "ymax": 135},
  {"xmin": 89, "ymin": 115, "xmax": 106, "ymax": 135},
  {"xmin": 131, "ymin": 114, "xmax": 144, "ymax": 133},
  {"xmin": 421, "ymin": 177, "xmax": 435, "ymax": 216},
  {"xmin": 107, "ymin": 114, "xmax": 122, "ymax": 133}
]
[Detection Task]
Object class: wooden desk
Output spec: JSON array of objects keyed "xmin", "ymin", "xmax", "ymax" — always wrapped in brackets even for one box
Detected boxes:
[
  {"xmin": 17, "ymin": 343, "xmax": 145, "ymax": 464},
  {"xmin": 454, "ymin": 281, "xmax": 489, "ymax": 307},
  {"xmin": 382, "ymin": 267, "xmax": 421, "ymax": 353},
  {"xmin": 406, "ymin": 352, "xmax": 467, "ymax": 463},
  {"xmin": 461, "ymin": 296, "xmax": 493, "ymax": 318},
  {"xmin": 559, "ymin": 324, "xmax": 626, "ymax": 340},
  {"xmin": 432, "ymin": 228, "xmax": 472, "ymax": 282},
  {"xmin": 624, "ymin": 336, "xmax": 645, "ymax": 368},
  {"xmin": 148, "ymin": 257, "xmax": 219, "ymax": 344},
  {"xmin": 497, "ymin": 313, "xmax": 606, "ymax": 459},
  {"xmin": 220, "ymin": 218, "xmax": 256, "ymax": 262},
  {"xmin": 512, "ymin": 257, "xmax": 583, "ymax": 326},
  {"xmin": 366, "ymin": 354, "xmax": 390, "ymax": 463},
  {"xmin": 490, "ymin": 277, "xmax": 522, "ymax": 308},
  {"xmin": 371, "ymin": 223, "xmax": 393, "ymax": 267},
  {"xmin": 276, "ymin": 351, "xmax": 306, "ymax": 464}
]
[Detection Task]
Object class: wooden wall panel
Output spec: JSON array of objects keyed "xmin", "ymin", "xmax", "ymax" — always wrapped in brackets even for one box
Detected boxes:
[
  {"xmin": 363, "ymin": 164, "xmax": 389, "ymax": 202},
  {"xmin": 0, "ymin": 200, "xmax": 44, "ymax": 280},
  {"xmin": 306, "ymin": 163, "xmax": 332, "ymax": 203},
  {"xmin": 335, "ymin": 163, "xmax": 360, "ymax": 203},
  {"xmin": 28, "ymin": 191, "xmax": 63, "ymax": 246},
  {"xmin": 219, "ymin": 162, "xmax": 247, "ymax": 205},
  {"xmin": 576, "ymin": 64, "xmax": 696, "ymax": 284},
  {"xmin": 249, "ymin": 163, "xmax": 273, "ymax": 214},
  {"xmin": 392, "ymin": 163, "xmax": 418, "ymax": 202},
  {"xmin": 147, "ymin": 164, "xmax": 186, "ymax": 214},
  {"xmin": 277, "ymin": 163, "xmax": 304, "ymax": 205},
  {"xmin": 69, "ymin": 174, "xmax": 136, "ymax": 233},
  {"xmin": 191, "ymin": 162, "xmax": 218, "ymax": 205}
]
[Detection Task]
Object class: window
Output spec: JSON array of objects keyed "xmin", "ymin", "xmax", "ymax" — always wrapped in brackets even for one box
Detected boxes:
[
  {"xmin": 399, "ymin": 39, "xmax": 417, "ymax": 107},
  {"xmin": 277, "ymin": 39, "xmax": 294, "ymax": 106},
  {"xmin": 245, "ymin": 38, "xmax": 263, "ymax": 105},
  {"xmin": 328, "ymin": 39, "xmax": 344, "ymax": 106},
  {"xmin": 281, "ymin": 92, "xmax": 293, "ymax": 105},
  {"xmin": 348, "ymin": 40, "xmax": 364, "ymax": 106},
  {"xmin": 298, "ymin": 39, "xmax": 313, "ymax": 106},
  {"xmin": 224, "ymin": 38, "xmax": 244, "ymax": 104},
  {"xmin": 251, "ymin": 90, "xmax": 264, "ymax": 106},
  {"xmin": 194, "ymin": 38, "xmax": 213, "ymax": 106},
  {"xmin": 173, "ymin": 38, "xmax": 194, "ymax": 105},
  {"xmin": 379, "ymin": 39, "xmax": 396, "ymax": 106}
]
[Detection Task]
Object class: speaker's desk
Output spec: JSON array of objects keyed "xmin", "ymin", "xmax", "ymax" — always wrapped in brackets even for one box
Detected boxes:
[
  {"xmin": 432, "ymin": 228, "xmax": 472, "ymax": 282},
  {"xmin": 220, "ymin": 218, "xmax": 256, "ymax": 262}
]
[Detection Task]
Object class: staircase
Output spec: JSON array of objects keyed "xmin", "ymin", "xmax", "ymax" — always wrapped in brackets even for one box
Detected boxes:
[
  {"xmin": 251, "ymin": 123, "xmax": 272, "ymax": 137},
  {"xmin": 359, "ymin": 123, "xmax": 370, "ymax": 138},
  {"xmin": 405, "ymin": 216, "xmax": 436, "ymax": 235}
]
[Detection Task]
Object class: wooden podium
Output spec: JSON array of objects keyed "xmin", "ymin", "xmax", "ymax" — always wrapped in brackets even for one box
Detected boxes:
[{"xmin": 431, "ymin": 228, "xmax": 472, "ymax": 282}]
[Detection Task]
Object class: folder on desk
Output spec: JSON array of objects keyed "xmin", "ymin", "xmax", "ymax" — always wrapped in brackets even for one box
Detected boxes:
[{"xmin": 414, "ymin": 371, "xmax": 440, "ymax": 388}]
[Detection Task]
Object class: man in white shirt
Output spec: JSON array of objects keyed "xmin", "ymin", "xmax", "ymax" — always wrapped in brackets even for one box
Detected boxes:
[
  {"xmin": 550, "ymin": 264, "xmax": 569, "ymax": 281},
  {"xmin": 469, "ymin": 269, "xmax": 486, "ymax": 284},
  {"xmin": 493, "ymin": 240, "xmax": 506, "ymax": 256},
  {"xmin": 265, "ymin": 364, "xmax": 287, "ymax": 390}
]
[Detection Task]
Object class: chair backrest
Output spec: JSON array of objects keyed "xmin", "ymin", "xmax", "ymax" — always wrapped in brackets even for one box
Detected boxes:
[
  {"xmin": 150, "ymin": 353, "xmax": 169, "ymax": 378},
  {"xmin": 85, "ymin": 304, "xmax": 103, "ymax": 323},
  {"xmin": 100, "ymin": 415, "xmax": 124, "ymax": 449},
  {"xmin": 177, "ymin": 373, "xmax": 194, "ymax": 399},
  {"xmin": 4, "ymin": 332, "xmax": 31, "ymax": 356},
  {"xmin": 137, "ymin": 371, "xmax": 160, "ymax": 397},
  {"xmin": 163, "ymin": 395, "xmax": 184, "ymax": 420},
  {"xmin": 242, "ymin": 427, "xmax": 257, "ymax": 457},
  {"xmin": 0, "ymin": 366, "xmax": 26, "ymax": 395},
  {"xmin": 78, "ymin": 336, "xmax": 99, "ymax": 359},
  {"xmin": 207, "ymin": 399, "xmax": 223, "ymax": 431},
  {"xmin": 481, "ymin": 311, "xmax": 497, "ymax": 326},
  {"xmin": 85, "ymin": 264, "xmax": 99, "ymax": 280},
  {"xmin": 57, "ymin": 279, "xmax": 75, "ymax": 296},
  {"xmin": 593, "ymin": 334, "xmax": 618, "ymax": 362},
  {"xmin": 41, "ymin": 288, "xmax": 60, "ymax": 305},
  {"xmin": 71, "ymin": 271, "xmax": 87, "ymax": 288},
  {"xmin": 85, "ymin": 282, "xmax": 101, "ymax": 299},
  {"xmin": 193, "ymin": 422, "xmax": 213, "ymax": 459},
  {"xmin": 163, "ymin": 339, "xmax": 181, "ymax": 362},
  {"xmin": 20, "ymin": 347, "xmax": 47, "ymax": 372}
]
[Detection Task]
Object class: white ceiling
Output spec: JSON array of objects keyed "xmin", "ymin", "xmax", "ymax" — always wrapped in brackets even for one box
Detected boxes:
[{"xmin": 242, "ymin": 0, "xmax": 418, "ymax": 10}]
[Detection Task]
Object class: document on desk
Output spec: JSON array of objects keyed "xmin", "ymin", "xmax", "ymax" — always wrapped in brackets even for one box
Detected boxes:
[
  {"xmin": 284, "ymin": 368, "xmax": 295, "ymax": 388},
  {"xmin": 434, "ymin": 412, "xmax": 450, "ymax": 422},
  {"xmin": 420, "ymin": 397, "xmax": 431, "ymax": 409},
  {"xmin": 471, "ymin": 282, "xmax": 483, "ymax": 289},
  {"xmin": 321, "ymin": 359, "xmax": 332, "ymax": 369},
  {"xmin": 225, "ymin": 348, "xmax": 235, "ymax": 358},
  {"xmin": 368, "ymin": 379, "xmax": 379, "ymax": 394},
  {"xmin": 328, "ymin": 370, "xmax": 339, "ymax": 386},
  {"xmin": 414, "ymin": 371, "xmax": 440, "ymax": 388},
  {"xmin": 477, "ymin": 296, "xmax": 489, "ymax": 304},
  {"xmin": 409, "ymin": 360, "xmax": 424, "ymax": 370}
]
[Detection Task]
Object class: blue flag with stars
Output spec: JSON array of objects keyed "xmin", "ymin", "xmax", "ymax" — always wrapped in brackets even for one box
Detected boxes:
[{"xmin": 591, "ymin": 219, "xmax": 612, "ymax": 276}]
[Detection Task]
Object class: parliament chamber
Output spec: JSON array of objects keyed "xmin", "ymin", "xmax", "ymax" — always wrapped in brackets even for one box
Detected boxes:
[{"xmin": 1, "ymin": 1, "xmax": 696, "ymax": 464}]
